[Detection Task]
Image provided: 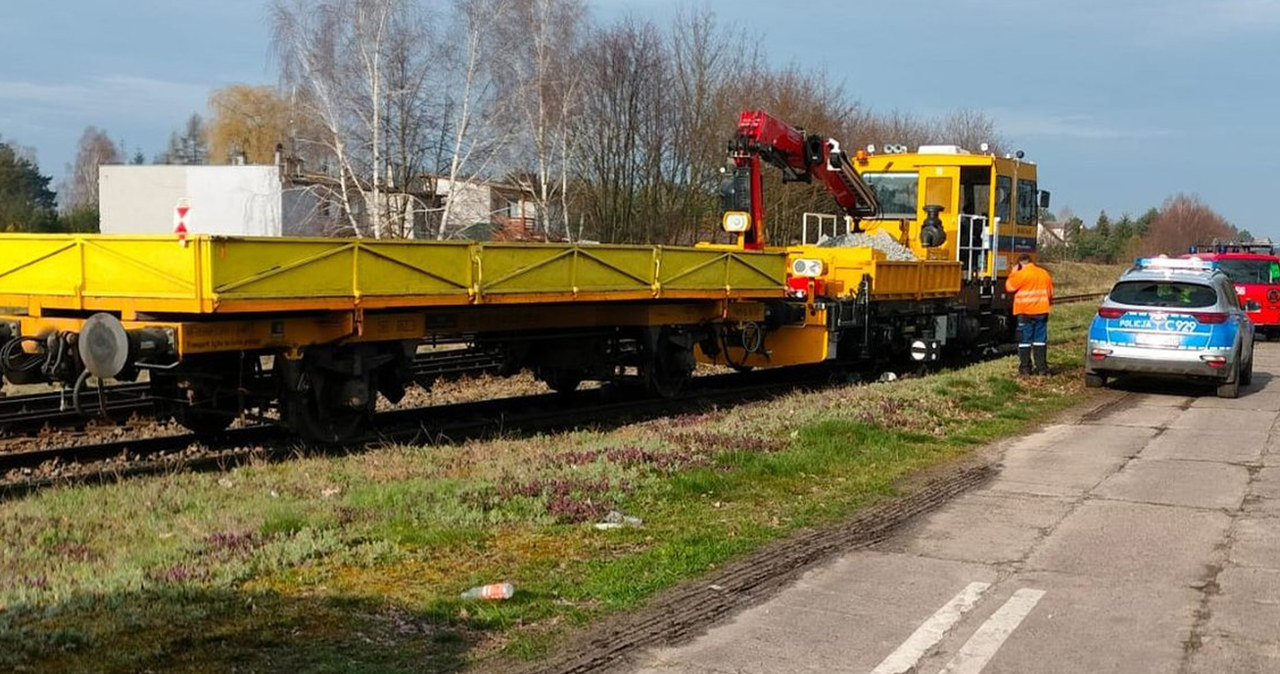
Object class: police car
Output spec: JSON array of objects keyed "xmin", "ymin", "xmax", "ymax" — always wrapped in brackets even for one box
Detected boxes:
[{"xmin": 1085, "ymin": 257, "xmax": 1256, "ymax": 398}]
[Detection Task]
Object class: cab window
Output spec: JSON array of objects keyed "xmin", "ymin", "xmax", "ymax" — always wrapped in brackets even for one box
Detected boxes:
[
  {"xmin": 1017, "ymin": 180, "xmax": 1037, "ymax": 224},
  {"xmin": 862, "ymin": 172, "xmax": 919, "ymax": 219},
  {"xmin": 995, "ymin": 175, "xmax": 1011, "ymax": 222},
  {"xmin": 1109, "ymin": 281, "xmax": 1217, "ymax": 309},
  {"xmin": 1216, "ymin": 258, "xmax": 1280, "ymax": 284}
]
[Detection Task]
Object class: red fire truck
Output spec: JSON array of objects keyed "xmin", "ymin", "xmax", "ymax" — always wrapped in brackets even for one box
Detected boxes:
[{"xmin": 1187, "ymin": 242, "xmax": 1280, "ymax": 338}]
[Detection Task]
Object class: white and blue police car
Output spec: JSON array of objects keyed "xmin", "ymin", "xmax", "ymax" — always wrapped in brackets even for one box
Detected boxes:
[{"xmin": 1086, "ymin": 256, "xmax": 1256, "ymax": 398}]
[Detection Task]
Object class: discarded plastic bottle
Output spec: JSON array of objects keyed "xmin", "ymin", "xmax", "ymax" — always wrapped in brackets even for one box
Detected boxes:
[{"xmin": 460, "ymin": 582, "xmax": 514, "ymax": 600}]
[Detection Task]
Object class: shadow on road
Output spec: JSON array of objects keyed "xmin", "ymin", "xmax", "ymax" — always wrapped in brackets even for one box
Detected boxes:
[{"xmin": 1104, "ymin": 371, "xmax": 1273, "ymax": 399}]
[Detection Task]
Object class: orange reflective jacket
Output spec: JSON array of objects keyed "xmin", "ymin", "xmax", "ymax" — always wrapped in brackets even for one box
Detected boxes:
[{"xmin": 1005, "ymin": 262, "xmax": 1053, "ymax": 315}]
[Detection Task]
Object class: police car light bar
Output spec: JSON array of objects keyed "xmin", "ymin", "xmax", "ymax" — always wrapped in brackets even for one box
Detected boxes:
[{"xmin": 1135, "ymin": 256, "xmax": 1218, "ymax": 271}]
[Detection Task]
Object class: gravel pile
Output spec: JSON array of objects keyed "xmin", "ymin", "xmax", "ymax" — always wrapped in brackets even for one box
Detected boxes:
[{"xmin": 816, "ymin": 230, "xmax": 918, "ymax": 261}]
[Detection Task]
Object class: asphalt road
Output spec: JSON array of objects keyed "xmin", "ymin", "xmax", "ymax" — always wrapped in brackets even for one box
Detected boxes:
[{"xmin": 625, "ymin": 343, "xmax": 1280, "ymax": 674}]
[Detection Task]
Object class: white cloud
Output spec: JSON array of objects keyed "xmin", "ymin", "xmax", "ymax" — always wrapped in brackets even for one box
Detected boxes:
[
  {"xmin": 958, "ymin": 0, "xmax": 1280, "ymax": 41},
  {"xmin": 1178, "ymin": 0, "xmax": 1280, "ymax": 32},
  {"xmin": 991, "ymin": 109, "xmax": 1172, "ymax": 141},
  {"xmin": 0, "ymin": 75, "xmax": 208, "ymax": 119}
]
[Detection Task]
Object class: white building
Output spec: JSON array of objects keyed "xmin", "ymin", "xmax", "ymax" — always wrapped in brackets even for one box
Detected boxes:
[
  {"xmin": 99, "ymin": 165, "xmax": 296, "ymax": 236},
  {"xmin": 99, "ymin": 165, "xmax": 541, "ymax": 239}
]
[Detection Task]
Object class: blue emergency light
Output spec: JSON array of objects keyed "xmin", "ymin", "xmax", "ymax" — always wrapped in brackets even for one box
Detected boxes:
[{"xmin": 1134, "ymin": 256, "xmax": 1219, "ymax": 271}]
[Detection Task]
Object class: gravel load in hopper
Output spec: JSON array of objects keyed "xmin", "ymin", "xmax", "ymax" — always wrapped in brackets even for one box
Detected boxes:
[{"xmin": 816, "ymin": 231, "xmax": 919, "ymax": 261}]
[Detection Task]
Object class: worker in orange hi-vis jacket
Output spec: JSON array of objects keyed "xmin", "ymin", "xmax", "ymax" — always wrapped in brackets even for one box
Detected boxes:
[{"xmin": 1005, "ymin": 253, "xmax": 1054, "ymax": 376}]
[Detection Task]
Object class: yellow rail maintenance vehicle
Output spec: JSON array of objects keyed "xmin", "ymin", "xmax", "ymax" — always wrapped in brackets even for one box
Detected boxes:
[
  {"xmin": 0, "ymin": 235, "xmax": 784, "ymax": 441},
  {"xmin": 699, "ymin": 111, "xmax": 1048, "ymax": 372}
]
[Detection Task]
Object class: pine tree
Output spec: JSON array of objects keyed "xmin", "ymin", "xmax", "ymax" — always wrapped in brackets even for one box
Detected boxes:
[
  {"xmin": 156, "ymin": 113, "xmax": 209, "ymax": 165},
  {"xmin": 0, "ymin": 142, "xmax": 59, "ymax": 232}
]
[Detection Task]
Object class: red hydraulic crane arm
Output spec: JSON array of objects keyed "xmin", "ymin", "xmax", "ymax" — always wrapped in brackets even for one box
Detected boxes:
[{"xmin": 729, "ymin": 110, "xmax": 880, "ymax": 250}]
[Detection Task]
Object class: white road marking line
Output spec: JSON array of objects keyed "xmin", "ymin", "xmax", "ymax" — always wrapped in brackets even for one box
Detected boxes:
[
  {"xmin": 937, "ymin": 588, "xmax": 1046, "ymax": 674},
  {"xmin": 870, "ymin": 582, "xmax": 992, "ymax": 674}
]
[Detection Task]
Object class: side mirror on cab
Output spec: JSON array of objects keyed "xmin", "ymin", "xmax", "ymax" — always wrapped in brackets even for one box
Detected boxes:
[{"xmin": 1039, "ymin": 190, "xmax": 1051, "ymax": 209}]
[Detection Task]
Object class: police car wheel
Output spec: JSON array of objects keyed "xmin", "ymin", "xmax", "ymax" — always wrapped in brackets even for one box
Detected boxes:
[
  {"xmin": 1241, "ymin": 357, "xmax": 1254, "ymax": 387},
  {"xmin": 1084, "ymin": 373, "xmax": 1106, "ymax": 389},
  {"xmin": 1217, "ymin": 362, "xmax": 1241, "ymax": 399}
]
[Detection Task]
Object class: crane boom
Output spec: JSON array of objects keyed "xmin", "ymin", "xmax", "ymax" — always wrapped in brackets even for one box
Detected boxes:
[{"xmin": 725, "ymin": 110, "xmax": 880, "ymax": 250}]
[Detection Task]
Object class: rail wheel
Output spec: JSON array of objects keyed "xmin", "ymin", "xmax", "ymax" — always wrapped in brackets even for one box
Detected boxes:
[
  {"xmin": 150, "ymin": 355, "xmax": 247, "ymax": 437},
  {"xmin": 280, "ymin": 358, "xmax": 374, "ymax": 443},
  {"xmin": 538, "ymin": 367, "xmax": 583, "ymax": 394},
  {"xmin": 171, "ymin": 399, "xmax": 238, "ymax": 436},
  {"xmin": 644, "ymin": 333, "xmax": 695, "ymax": 398}
]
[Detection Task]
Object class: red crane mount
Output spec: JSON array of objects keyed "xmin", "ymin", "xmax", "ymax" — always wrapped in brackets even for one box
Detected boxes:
[{"xmin": 719, "ymin": 110, "xmax": 880, "ymax": 250}]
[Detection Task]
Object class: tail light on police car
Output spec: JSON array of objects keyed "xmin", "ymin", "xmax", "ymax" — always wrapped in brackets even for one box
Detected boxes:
[
  {"xmin": 1190, "ymin": 312, "xmax": 1228, "ymax": 324},
  {"xmin": 1200, "ymin": 354, "xmax": 1228, "ymax": 369}
]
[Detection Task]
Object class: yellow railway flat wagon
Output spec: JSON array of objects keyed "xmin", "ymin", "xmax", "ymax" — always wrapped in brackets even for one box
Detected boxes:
[
  {"xmin": 0, "ymin": 235, "xmax": 785, "ymax": 318},
  {"xmin": 0, "ymin": 234, "xmax": 787, "ymax": 441}
]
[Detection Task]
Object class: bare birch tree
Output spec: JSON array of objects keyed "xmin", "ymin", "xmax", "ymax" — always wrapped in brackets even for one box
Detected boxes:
[
  {"xmin": 571, "ymin": 18, "xmax": 669, "ymax": 244},
  {"xmin": 273, "ymin": 0, "xmax": 369, "ymax": 236},
  {"xmin": 272, "ymin": 0, "xmax": 437, "ymax": 237},
  {"xmin": 430, "ymin": 0, "xmax": 513, "ymax": 239},
  {"xmin": 664, "ymin": 7, "xmax": 757, "ymax": 244},
  {"xmin": 493, "ymin": 0, "xmax": 586, "ymax": 241},
  {"xmin": 936, "ymin": 108, "xmax": 1002, "ymax": 153},
  {"xmin": 63, "ymin": 126, "xmax": 122, "ymax": 213}
]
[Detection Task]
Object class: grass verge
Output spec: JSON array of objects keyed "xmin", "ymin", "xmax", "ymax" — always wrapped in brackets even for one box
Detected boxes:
[
  {"xmin": 0, "ymin": 303, "xmax": 1098, "ymax": 673},
  {"xmin": 1041, "ymin": 260, "xmax": 1126, "ymax": 295}
]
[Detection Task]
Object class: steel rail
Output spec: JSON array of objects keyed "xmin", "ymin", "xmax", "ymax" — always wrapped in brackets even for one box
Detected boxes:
[
  {"xmin": 1052, "ymin": 292, "xmax": 1106, "ymax": 305},
  {"xmin": 0, "ymin": 382, "xmax": 152, "ymax": 430}
]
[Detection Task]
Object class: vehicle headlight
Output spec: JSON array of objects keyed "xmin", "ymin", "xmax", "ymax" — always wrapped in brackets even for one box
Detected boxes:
[
  {"xmin": 790, "ymin": 258, "xmax": 825, "ymax": 277},
  {"xmin": 722, "ymin": 211, "xmax": 751, "ymax": 233}
]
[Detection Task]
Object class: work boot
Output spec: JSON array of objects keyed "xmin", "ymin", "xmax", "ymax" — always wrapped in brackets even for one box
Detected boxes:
[
  {"xmin": 1033, "ymin": 345, "xmax": 1049, "ymax": 375},
  {"xmin": 1018, "ymin": 346, "xmax": 1032, "ymax": 376}
]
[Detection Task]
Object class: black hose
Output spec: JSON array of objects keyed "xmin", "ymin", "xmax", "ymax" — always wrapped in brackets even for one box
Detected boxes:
[
  {"xmin": 72, "ymin": 369, "xmax": 92, "ymax": 417},
  {"xmin": 1, "ymin": 337, "xmax": 45, "ymax": 373},
  {"xmin": 96, "ymin": 375, "xmax": 107, "ymax": 416},
  {"xmin": 42, "ymin": 335, "xmax": 66, "ymax": 379}
]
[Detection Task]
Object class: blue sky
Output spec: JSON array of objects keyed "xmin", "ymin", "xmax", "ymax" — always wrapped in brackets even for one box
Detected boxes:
[{"xmin": 2, "ymin": 0, "xmax": 1278, "ymax": 236}]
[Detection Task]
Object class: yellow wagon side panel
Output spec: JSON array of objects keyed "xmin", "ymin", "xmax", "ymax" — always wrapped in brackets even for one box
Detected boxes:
[
  {"xmin": 660, "ymin": 248, "xmax": 785, "ymax": 292},
  {"xmin": 83, "ymin": 238, "xmax": 200, "ymax": 299},
  {"xmin": 477, "ymin": 244, "xmax": 655, "ymax": 297},
  {"xmin": 870, "ymin": 261, "xmax": 962, "ymax": 300},
  {"xmin": 206, "ymin": 239, "xmax": 474, "ymax": 303},
  {"xmin": 357, "ymin": 242, "xmax": 474, "ymax": 298},
  {"xmin": 0, "ymin": 236, "xmax": 202, "ymax": 314},
  {"xmin": 0, "ymin": 234, "xmax": 786, "ymax": 316}
]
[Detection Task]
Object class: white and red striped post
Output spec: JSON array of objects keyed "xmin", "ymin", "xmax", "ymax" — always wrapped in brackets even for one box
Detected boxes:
[{"xmin": 173, "ymin": 197, "xmax": 191, "ymax": 247}]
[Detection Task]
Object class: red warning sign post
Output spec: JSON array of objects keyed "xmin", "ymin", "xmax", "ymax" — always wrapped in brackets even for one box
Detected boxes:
[{"xmin": 173, "ymin": 197, "xmax": 191, "ymax": 246}]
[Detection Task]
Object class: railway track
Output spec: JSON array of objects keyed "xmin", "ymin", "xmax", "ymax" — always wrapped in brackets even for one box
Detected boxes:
[
  {"xmin": 0, "ymin": 346, "xmax": 505, "ymax": 435},
  {"xmin": 0, "ymin": 382, "xmax": 152, "ymax": 430},
  {"xmin": 0, "ymin": 296, "xmax": 1104, "ymax": 436},
  {"xmin": 0, "ymin": 366, "xmax": 826, "ymax": 500},
  {"xmin": 1053, "ymin": 292, "xmax": 1106, "ymax": 305}
]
